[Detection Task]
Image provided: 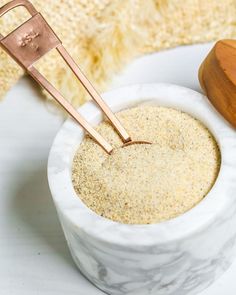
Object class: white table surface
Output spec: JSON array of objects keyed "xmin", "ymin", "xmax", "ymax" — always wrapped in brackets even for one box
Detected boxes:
[{"xmin": 1, "ymin": 43, "xmax": 235, "ymax": 294}]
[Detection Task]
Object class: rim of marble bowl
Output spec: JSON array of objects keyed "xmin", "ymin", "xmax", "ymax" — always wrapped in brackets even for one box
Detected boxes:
[{"xmin": 47, "ymin": 83, "xmax": 236, "ymax": 247}]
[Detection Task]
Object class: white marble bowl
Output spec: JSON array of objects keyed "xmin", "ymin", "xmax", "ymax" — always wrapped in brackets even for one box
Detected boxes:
[{"xmin": 48, "ymin": 84, "xmax": 236, "ymax": 295}]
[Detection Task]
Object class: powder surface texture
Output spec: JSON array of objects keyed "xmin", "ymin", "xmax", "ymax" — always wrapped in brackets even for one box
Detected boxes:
[{"xmin": 72, "ymin": 106, "xmax": 220, "ymax": 224}]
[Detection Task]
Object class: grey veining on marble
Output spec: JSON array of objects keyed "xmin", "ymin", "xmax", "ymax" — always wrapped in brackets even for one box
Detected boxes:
[{"xmin": 48, "ymin": 83, "xmax": 236, "ymax": 295}]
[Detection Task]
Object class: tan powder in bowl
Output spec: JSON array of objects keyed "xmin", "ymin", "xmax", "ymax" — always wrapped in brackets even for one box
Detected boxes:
[{"xmin": 72, "ymin": 106, "xmax": 220, "ymax": 224}]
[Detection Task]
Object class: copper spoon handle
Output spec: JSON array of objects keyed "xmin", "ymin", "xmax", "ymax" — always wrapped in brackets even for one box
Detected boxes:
[{"xmin": 0, "ymin": 0, "xmax": 131, "ymax": 154}]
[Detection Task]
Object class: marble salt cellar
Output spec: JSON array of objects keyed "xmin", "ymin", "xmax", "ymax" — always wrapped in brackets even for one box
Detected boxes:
[{"xmin": 48, "ymin": 84, "xmax": 236, "ymax": 295}]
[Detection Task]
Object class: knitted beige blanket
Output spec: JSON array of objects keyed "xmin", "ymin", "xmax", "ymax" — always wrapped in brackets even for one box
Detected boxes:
[{"xmin": 0, "ymin": 0, "xmax": 236, "ymax": 106}]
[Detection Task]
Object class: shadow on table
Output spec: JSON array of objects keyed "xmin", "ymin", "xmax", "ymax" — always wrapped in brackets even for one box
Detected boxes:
[{"xmin": 10, "ymin": 164, "xmax": 78, "ymax": 271}]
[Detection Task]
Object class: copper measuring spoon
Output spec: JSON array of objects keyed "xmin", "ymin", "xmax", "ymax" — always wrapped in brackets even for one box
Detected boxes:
[{"xmin": 0, "ymin": 0, "xmax": 150, "ymax": 154}]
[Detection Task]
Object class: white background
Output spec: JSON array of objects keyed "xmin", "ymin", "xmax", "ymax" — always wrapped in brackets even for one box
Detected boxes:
[{"xmin": 0, "ymin": 43, "xmax": 235, "ymax": 294}]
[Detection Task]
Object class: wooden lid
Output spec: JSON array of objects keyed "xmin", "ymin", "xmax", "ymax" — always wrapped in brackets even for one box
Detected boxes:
[{"xmin": 199, "ymin": 39, "xmax": 236, "ymax": 127}]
